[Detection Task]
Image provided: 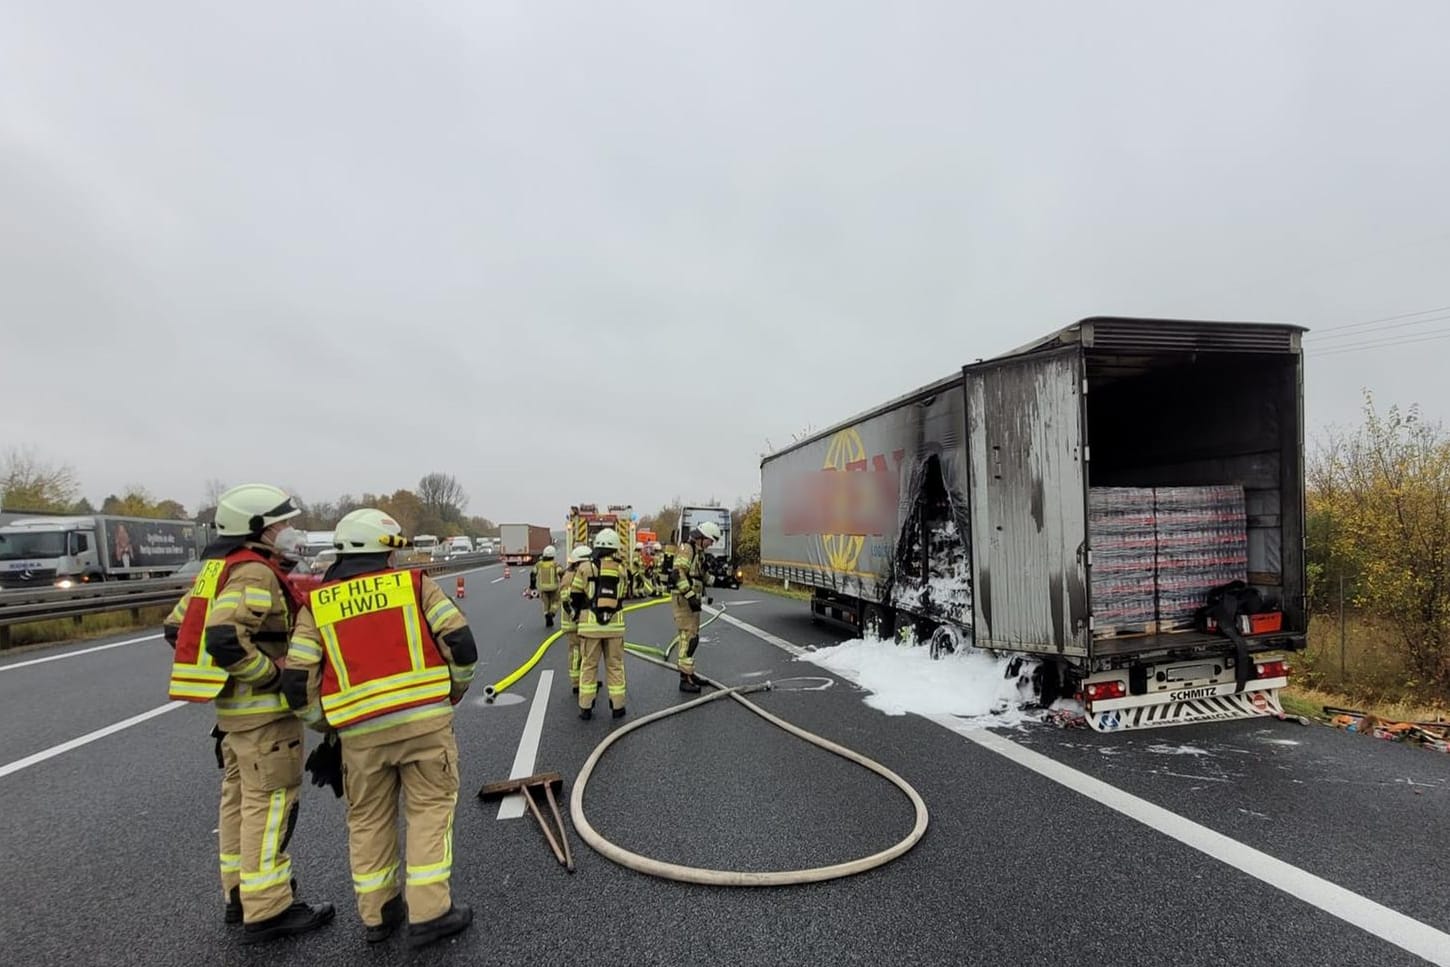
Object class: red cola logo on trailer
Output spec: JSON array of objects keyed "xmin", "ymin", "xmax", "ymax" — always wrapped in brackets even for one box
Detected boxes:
[{"xmin": 783, "ymin": 429, "xmax": 905, "ymax": 572}]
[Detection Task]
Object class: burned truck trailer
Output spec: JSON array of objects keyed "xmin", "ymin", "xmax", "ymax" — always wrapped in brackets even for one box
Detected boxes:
[{"xmin": 760, "ymin": 317, "xmax": 1307, "ymax": 731}]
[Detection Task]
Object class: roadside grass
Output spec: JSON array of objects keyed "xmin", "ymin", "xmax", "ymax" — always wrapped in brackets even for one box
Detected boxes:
[
  {"xmin": 4, "ymin": 606, "xmax": 171, "ymax": 652},
  {"xmin": 737, "ymin": 564, "xmax": 811, "ymax": 601},
  {"xmin": 1281, "ymin": 683, "xmax": 1448, "ymax": 725},
  {"xmin": 1292, "ymin": 613, "xmax": 1449, "ymax": 720}
]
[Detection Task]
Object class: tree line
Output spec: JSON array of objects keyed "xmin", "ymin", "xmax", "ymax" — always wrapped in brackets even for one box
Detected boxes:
[
  {"xmin": 1306, "ymin": 395, "xmax": 1450, "ymax": 697},
  {"xmin": 1, "ymin": 452, "xmax": 498, "ymax": 543}
]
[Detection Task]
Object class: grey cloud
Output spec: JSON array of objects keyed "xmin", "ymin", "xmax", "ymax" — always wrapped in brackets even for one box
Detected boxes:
[{"xmin": 3, "ymin": 0, "xmax": 1449, "ymax": 519}]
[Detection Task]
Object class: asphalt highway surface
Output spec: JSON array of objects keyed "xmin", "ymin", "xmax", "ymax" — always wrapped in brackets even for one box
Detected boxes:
[{"xmin": 1, "ymin": 564, "xmax": 1446, "ymax": 966}]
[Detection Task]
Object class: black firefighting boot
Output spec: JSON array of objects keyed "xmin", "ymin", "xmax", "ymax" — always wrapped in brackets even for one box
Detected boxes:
[
  {"xmin": 579, "ymin": 697, "xmax": 594, "ymax": 720},
  {"xmin": 679, "ymin": 673, "xmax": 702, "ymax": 693},
  {"xmin": 240, "ymin": 900, "xmax": 336, "ymax": 944},
  {"xmin": 224, "ymin": 887, "xmax": 242, "ymax": 925},
  {"xmin": 366, "ymin": 894, "xmax": 407, "ymax": 944},
  {"xmin": 409, "ymin": 904, "xmax": 474, "ymax": 949},
  {"xmin": 611, "ymin": 706, "xmax": 626, "ymax": 719}
]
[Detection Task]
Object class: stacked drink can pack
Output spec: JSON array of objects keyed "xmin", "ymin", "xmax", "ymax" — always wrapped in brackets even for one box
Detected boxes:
[{"xmin": 1088, "ymin": 485, "xmax": 1248, "ymax": 636}]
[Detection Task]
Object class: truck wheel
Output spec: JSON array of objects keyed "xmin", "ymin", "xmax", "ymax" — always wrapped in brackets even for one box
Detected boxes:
[
  {"xmin": 928, "ymin": 624, "xmax": 960, "ymax": 660},
  {"xmin": 1035, "ymin": 660, "xmax": 1065, "ymax": 707},
  {"xmin": 862, "ymin": 603, "xmax": 894, "ymax": 641}
]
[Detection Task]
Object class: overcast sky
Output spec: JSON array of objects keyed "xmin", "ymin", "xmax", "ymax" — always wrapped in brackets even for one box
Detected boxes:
[{"xmin": 3, "ymin": 0, "xmax": 1448, "ymax": 524}]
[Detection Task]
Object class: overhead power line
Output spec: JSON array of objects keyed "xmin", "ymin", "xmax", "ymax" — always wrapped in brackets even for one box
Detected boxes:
[
  {"xmin": 1307, "ymin": 326, "xmax": 1450, "ymax": 358},
  {"xmin": 1309, "ymin": 303, "xmax": 1450, "ymax": 336},
  {"xmin": 1309, "ymin": 310, "xmax": 1450, "ymax": 343}
]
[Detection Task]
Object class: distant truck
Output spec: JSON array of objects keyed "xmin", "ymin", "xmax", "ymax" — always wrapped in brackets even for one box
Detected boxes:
[
  {"xmin": 760, "ymin": 317, "xmax": 1308, "ymax": 732},
  {"xmin": 500, "ymin": 523, "xmax": 552, "ymax": 566},
  {"xmin": 444, "ymin": 536, "xmax": 474, "ymax": 558},
  {"xmin": 679, "ymin": 505, "xmax": 741, "ymax": 589},
  {"xmin": 0, "ymin": 514, "xmax": 200, "ymax": 589}
]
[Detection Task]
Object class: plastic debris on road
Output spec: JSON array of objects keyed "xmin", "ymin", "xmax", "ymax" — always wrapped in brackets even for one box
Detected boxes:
[{"xmin": 1330, "ymin": 710, "xmax": 1449, "ymax": 753}]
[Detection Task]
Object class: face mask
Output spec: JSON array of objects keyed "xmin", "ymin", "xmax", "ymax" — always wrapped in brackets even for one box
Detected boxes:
[{"xmin": 269, "ymin": 526, "xmax": 305, "ymax": 557}]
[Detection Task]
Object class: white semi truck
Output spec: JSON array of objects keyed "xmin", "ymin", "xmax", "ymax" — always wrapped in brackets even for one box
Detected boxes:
[{"xmin": 0, "ymin": 514, "xmax": 200, "ymax": 589}]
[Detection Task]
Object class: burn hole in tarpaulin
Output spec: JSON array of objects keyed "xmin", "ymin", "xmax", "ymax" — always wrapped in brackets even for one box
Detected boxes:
[{"xmin": 887, "ymin": 453, "xmax": 972, "ymax": 629}]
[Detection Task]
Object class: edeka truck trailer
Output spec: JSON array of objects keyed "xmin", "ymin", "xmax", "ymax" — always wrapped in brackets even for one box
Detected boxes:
[
  {"xmin": 760, "ymin": 317, "xmax": 1307, "ymax": 732},
  {"xmin": 0, "ymin": 514, "xmax": 200, "ymax": 589},
  {"xmin": 500, "ymin": 523, "xmax": 552, "ymax": 566}
]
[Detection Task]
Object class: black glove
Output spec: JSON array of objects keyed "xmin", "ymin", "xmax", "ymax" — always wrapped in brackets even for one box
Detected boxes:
[
  {"xmin": 305, "ymin": 732, "xmax": 344, "ymax": 798},
  {"xmin": 529, "ymin": 573, "xmax": 537, "ymax": 590},
  {"xmin": 210, "ymin": 725, "xmax": 225, "ymax": 770},
  {"xmin": 688, "ymin": 595, "xmax": 702, "ymax": 614}
]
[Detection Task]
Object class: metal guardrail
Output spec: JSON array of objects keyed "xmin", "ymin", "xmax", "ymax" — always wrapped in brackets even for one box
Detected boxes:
[{"xmin": 0, "ymin": 552, "xmax": 501, "ymax": 648}]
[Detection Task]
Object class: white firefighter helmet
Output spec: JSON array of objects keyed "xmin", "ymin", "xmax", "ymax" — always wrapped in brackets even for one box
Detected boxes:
[
  {"xmin": 650, "ymin": 541, "xmax": 662, "ymax": 553},
  {"xmin": 695, "ymin": 521, "xmax": 723, "ymax": 545},
  {"xmin": 569, "ymin": 544, "xmax": 593, "ymax": 563},
  {"xmin": 214, "ymin": 483, "xmax": 301, "ymax": 538},
  {"xmin": 592, "ymin": 528, "xmax": 621, "ymax": 553},
  {"xmin": 333, "ymin": 508, "xmax": 409, "ymax": 554},
  {"xmin": 634, "ymin": 542, "xmax": 644, "ymax": 551},
  {"xmin": 542, "ymin": 545, "xmax": 557, "ymax": 559}
]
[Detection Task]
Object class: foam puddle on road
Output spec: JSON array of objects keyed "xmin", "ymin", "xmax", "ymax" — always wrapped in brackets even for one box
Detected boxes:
[{"xmin": 795, "ymin": 637, "xmax": 1041, "ymax": 728}]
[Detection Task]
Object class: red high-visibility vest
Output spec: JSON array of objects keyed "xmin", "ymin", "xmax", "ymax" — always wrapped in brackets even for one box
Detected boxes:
[
  {"xmin": 167, "ymin": 549, "xmax": 291, "ymax": 702},
  {"xmin": 314, "ymin": 568, "xmax": 452, "ymax": 733}
]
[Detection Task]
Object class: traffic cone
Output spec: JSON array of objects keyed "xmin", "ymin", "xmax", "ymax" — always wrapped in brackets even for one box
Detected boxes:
[
  {"xmin": 456, "ymin": 576, "xmax": 466, "ymax": 599},
  {"xmin": 504, "ymin": 564, "xmax": 511, "ymax": 579}
]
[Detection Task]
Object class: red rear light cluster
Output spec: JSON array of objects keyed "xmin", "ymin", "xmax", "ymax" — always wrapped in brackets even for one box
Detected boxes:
[
  {"xmin": 1085, "ymin": 680, "xmax": 1127, "ymax": 701},
  {"xmin": 1254, "ymin": 660, "xmax": 1290, "ymax": 679}
]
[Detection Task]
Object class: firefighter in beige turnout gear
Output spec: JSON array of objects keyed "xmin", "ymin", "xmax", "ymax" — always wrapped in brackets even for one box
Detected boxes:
[
  {"xmin": 163, "ymin": 483, "xmax": 335, "ymax": 943},
  {"xmin": 560, "ymin": 544, "xmax": 593, "ymax": 693},
  {"xmin": 283, "ymin": 509, "xmax": 478, "ymax": 948},
  {"xmin": 572, "ymin": 528, "xmax": 628, "ymax": 719},
  {"xmin": 672, "ymin": 521, "xmax": 721, "ymax": 692},
  {"xmin": 530, "ymin": 545, "xmax": 561, "ymax": 627}
]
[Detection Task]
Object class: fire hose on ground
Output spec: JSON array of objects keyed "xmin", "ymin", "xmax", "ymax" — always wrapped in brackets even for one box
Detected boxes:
[{"xmin": 480, "ymin": 596, "xmax": 931, "ymax": 886}]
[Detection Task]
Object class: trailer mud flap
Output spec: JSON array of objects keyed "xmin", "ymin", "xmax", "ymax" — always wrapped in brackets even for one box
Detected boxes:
[{"xmin": 1087, "ymin": 689, "xmax": 1283, "ymax": 732}]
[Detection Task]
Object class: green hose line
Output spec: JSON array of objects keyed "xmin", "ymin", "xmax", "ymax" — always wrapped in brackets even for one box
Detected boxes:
[
  {"xmin": 568, "ymin": 647, "xmax": 931, "ymax": 886},
  {"xmin": 483, "ymin": 596, "xmax": 672, "ymax": 700}
]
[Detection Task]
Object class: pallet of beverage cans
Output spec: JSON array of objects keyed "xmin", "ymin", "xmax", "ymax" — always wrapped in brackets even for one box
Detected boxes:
[
  {"xmin": 1089, "ymin": 485, "xmax": 1249, "ymax": 637},
  {"xmin": 1087, "ymin": 487, "xmax": 1157, "ymax": 636}
]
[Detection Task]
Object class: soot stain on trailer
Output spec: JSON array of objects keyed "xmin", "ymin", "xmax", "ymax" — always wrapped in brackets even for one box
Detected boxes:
[{"xmin": 1049, "ymin": 572, "xmax": 1065, "ymax": 650}]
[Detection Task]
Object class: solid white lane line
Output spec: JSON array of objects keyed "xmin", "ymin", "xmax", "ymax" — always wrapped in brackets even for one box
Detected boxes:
[
  {"xmin": 0, "ymin": 634, "xmax": 164, "ymax": 672},
  {"xmin": 496, "ymin": 670, "xmax": 553, "ymax": 820},
  {"xmin": 947, "ymin": 722, "xmax": 1450, "ymax": 967},
  {"xmin": 491, "ymin": 577, "xmax": 506, "ymax": 584},
  {"xmin": 0, "ymin": 702, "xmax": 186, "ymax": 779},
  {"xmin": 715, "ymin": 608, "xmax": 1450, "ymax": 966}
]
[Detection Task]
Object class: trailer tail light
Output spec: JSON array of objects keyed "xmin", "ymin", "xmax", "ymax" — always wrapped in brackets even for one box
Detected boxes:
[
  {"xmin": 1085, "ymin": 680, "xmax": 1127, "ymax": 701},
  {"xmin": 1255, "ymin": 660, "xmax": 1289, "ymax": 679}
]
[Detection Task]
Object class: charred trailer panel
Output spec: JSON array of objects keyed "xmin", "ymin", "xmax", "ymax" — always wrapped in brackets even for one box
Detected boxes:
[
  {"xmin": 964, "ymin": 347, "xmax": 1090, "ymax": 657},
  {"xmin": 759, "ymin": 374, "xmax": 973, "ymax": 638}
]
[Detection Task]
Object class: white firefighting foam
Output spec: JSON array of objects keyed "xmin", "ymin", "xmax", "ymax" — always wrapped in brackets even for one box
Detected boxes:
[{"xmin": 797, "ymin": 637, "xmax": 1039, "ymax": 728}]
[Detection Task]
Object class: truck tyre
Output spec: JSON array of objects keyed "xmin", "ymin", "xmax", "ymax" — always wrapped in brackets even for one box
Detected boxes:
[
  {"xmin": 1036, "ymin": 660, "xmax": 1072, "ymax": 708},
  {"xmin": 928, "ymin": 624, "xmax": 960, "ymax": 660},
  {"xmin": 862, "ymin": 603, "xmax": 894, "ymax": 641}
]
